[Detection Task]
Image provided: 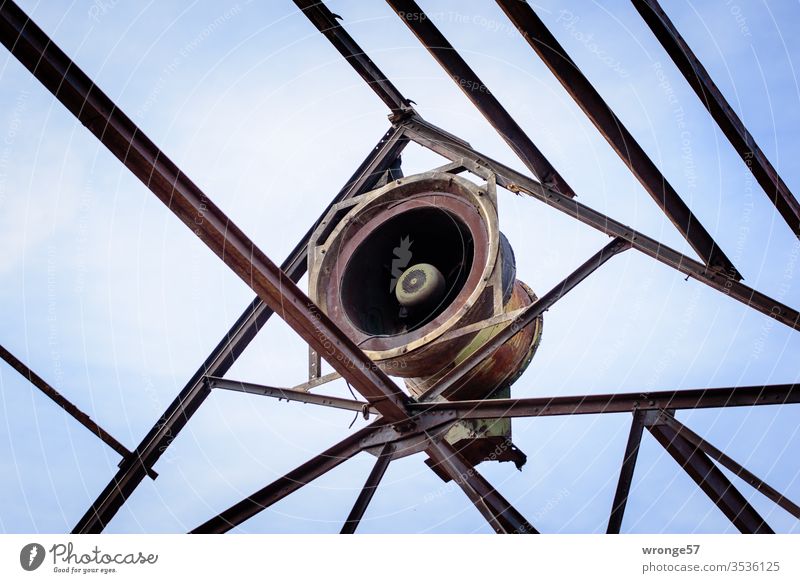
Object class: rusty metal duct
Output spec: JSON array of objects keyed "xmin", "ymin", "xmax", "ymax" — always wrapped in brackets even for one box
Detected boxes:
[{"xmin": 308, "ymin": 171, "xmax": 542, "ymax": 469}]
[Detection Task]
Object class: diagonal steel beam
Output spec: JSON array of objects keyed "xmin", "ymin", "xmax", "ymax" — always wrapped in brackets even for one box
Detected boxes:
[
  {"xmin": 402, "ymin": 116, "xmax": 800, "ymax": 331},
  {"xmin": 69, "ymin": 124, "xmax": 407, "ymax": 534},
  {"xmin": 293, "ymin": 0, "xmax": 411, "ymax": 115},
  {"xmin": 495, "ymin": 0, "xmax": 738, "ymax": 276},
  {"xmin": 424, "ymin": 436, "xmax": 537, "ymax": 534},
  {"xmin": 646, "ymin": 416, "xmax": 773, "ymax": 533},
  {"xmin": 410, "ymin": 383, "xmax": 800, "ymax": 419},
  {"xmin": 0, "ymin": 343, "xmax": 144, "ymax": 470},
  {"xmin": 658, "ymin": 412, "xmax": 800, "ymax": 520},
  {"xmin": 633, "ymin": 0, "xmax": 800, "ymax": 239},
  {"xmin": 0, "ymin": 0, "xmax": 413, "ymax": 532},
  {"xmin": 607, "ymin": 410, "xmax": 647, "ymax": 533},
  {"xmin": 0, "ymin": 4, "xmax": 411, "ymax": 417},
  {"xmin": 385, "ymin": 0, "xmax": 576, "ymax": 198},
  {"xmin": 418, "ymin": 237, "xmax": 630, "ymax": 402},
  {"xmin": 341, "ymin": 443, "xmax": 394, "ymax": 534}
]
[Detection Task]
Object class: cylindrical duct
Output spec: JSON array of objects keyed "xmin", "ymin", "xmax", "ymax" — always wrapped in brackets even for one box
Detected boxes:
[{"xmin": 308, "ymin": 171, "xmax": 542, "ymax": 401}]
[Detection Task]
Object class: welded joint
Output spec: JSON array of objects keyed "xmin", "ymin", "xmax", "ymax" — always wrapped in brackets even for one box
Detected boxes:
[
  {"xmin": 358, "ymin": 409, "xmax": 460, "ymax": 453},
  {"xmin": 642, "ymin": 408, "xmax": 674, "ymax": 427},
  {"xmin": 388, "ymin": 106, "xmax": 417, "ymax": 124},
  {"xmin": 610, "ymin": 237, "xmax": 633, "ymax": 254}
]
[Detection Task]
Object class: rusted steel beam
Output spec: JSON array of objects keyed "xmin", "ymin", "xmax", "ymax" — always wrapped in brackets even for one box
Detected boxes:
[
  {"xmin": 418, "ymin": 237, "xmax": 629, "ymax": 402},
  {"xmin": 385, "ymin": 0, "xmax": 576, "ymax": 198},
  {"xmin": 341, "ymin": 443, "xmax": 394, "ymax": 534},
  {"xmin": 228, "ymin": 379, "xmax": 799, "ymax": 422},
  {"xmin": 633, "ymin": 0, "xmax": 800, "ymax": 239},
  {"xmin": 647, "ymin": 419, "xmax": 773, "ymax": 534},
  {"xmin": 658, "ymin": 412, "xmax": 800, "ymax": 520},
  {"xmin": 0, "ymin": 0, "xmax": 413, "ymax": 533},
  {"xmin": 209, "ymin": 376, "xmax": 375, "ymax": 416},
  {"xmin": 410, "ymin": 383, "xmax": 800, "ymax": 419},
  {"xmin": 69, "ymin": 124, "xmax": 407, "ymax": 534},
  {"xmin": 607, "ymin": 410, "xmax": 647, "ymax": 533},
  {"xmin": 495, "ymin": 0, "xmax": 738, "ymax": 275},
  {"xmin": 0, "ymin": 343, "xmax": 144, "ymax": 470},
  {"xmin": 191, "ymin": 425, "xmax": 377, "ymax": 534},
  {"xmin": 424, "ymin": 436, "xmax": 537, "ymax": 534},
  {"xmin": 69, "ymin": 123, "xmax": 408, "ymax": 535},
  {"xmin": 402, "ymin": 116, "xmax": 800, "ymax": 331},
  {"xmin": 0, "ymin": 2, "xmax": 411, "ymax": 414},
  {"xmin": 293, "ymin": 0, "xmax": 411, "ymax": 114}
]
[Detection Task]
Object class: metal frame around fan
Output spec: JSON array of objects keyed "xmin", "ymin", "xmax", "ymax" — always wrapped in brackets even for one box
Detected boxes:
[{"xmin": 0, "ymin": 0, "xmax": 798, "ymax": 534}]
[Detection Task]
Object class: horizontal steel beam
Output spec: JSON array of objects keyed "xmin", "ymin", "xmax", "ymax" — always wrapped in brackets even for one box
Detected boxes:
[
  {"xmin": 293, "ymin": 0, "xmax": 411, "ymax": 114},
  {"xmin": 209, "ymin": 376, "xmax": 375, "ymax": 416},
  {"xmin": 402, "ymin": 116, "xmax": 800, "ymax": 331},
  {"xmin": 385, "ymin": 0, "xmax": 576, "ymax": 198},
  {"xmin": 607, "ymin": 410, "xmax": 647, "ymax": 533},
  {"xmin": 263, "ymin": 382, "xmax": 799, "ymax": 427},
  {"xmin": 647, "ymin": 420, "xmax": 773, "ymax": 534},
  {"xmin": 0, "ymin": 343, "xmax": 144, "ymax": 471},
  {"xmin": 633, "ymin": 0, "xmax": 800, "ymax": 239},
  {"xmin": 418, "ymin": 237, "xmax": 630, "ymax": 401},
  {"xmin": 424, "ymin": 436, "xmax": 537, "ymax": 534},
  {"xmin": 658, "ymin": 412, "xmax": 800, "ymax": 520},
  {"xmin": 410, "ymin": 383, "xmax": 800, "ymax": 419},
  {"xmin": 495, "ymin": 0, "xmax": 738, "ymax": 275},
  {"xmin": 341, "ymin": 443, "xmax": 394, "ymax": 534}
]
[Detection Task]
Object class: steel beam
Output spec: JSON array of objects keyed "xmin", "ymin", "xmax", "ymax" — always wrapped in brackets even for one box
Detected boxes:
[
  {"xmin": 0, "ymin": 0, "xmax": 411, "ymax": 532},
  {"xmin": 0, "ymin": 343, "xmax": 141, "ymax": 468},
  {"xmin": 658, "ymin": 412, "xmax": 800, "ymax": 520},
  {"xmin": 647, "ymin": 419, "xmax": 773, "ymax": 533},
  {"xmin": 0, "ymin": 2, "xmax": 411, "ymax": 421},
  {"xmin": 633, "ymin": 0, "xmax": 800, "ymax": 239},
  {"xmin": 495, "ymin": 0, "xmax": 738, "ymax": 275},
  {"xmin": 67, "ymin": 122, "xmax": 407, "ymax": 534},
  {"xmin": 424, "ymin": 436, "xmax": 537, "ymax": 534},
  {"xmin": 607, "ymin": 410, "xmax": 647, "ymax": 533},
  {"xmin": 402, "ymin": 116, "xmax": 800, "ymax": 331},
  {"xmin": 341, "ymin": 443, "xmax": 394, "ymax": 534},
  {"xmin": 293, "ymin": 0, "xmax": 411, "ymax": 115},
  {"xmin": 285, "ymin": 371, "xmax": 342, "ymax": 394},
  {"xmin": 385, "ymin": 0, "xmax": 576, "ymax": 198},
  {"xmin": 410, "ymin": 383, "xmax": 799, "ymax": 419},
  {"xmin": 418, "ymin": 237, "xmax": 630, "ymax": 401},
  {"xmin": 209, "ymin": 376, "xmax": 374, "ymax": 416}
]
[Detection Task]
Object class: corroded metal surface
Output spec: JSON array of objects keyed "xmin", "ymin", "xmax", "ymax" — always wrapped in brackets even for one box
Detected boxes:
[{"xmin": 308, "ymin": 172, "xmax": 503, "ymax": 376}]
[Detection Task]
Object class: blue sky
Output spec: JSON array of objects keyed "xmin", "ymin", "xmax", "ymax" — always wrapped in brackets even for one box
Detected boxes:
[{"xmin": 0, "ymin": 0, "xmax": 798, "ymax": 533}]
